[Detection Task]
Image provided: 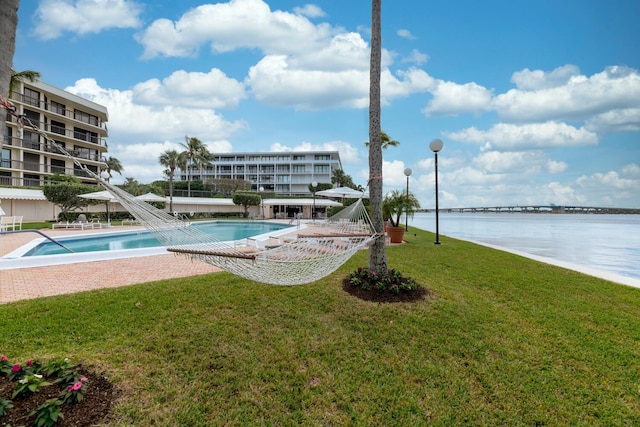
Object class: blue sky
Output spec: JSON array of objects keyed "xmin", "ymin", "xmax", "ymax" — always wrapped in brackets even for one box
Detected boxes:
[{"xmin": 12, "ymin": 0, "xmax": 640, "ymax": 208}]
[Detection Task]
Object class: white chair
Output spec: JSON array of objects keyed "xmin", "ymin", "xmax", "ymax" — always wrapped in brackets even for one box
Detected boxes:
[
  {"xmin": 13, "ymin": 216, "xmax": 22, "ymax": 231},
  {"xmin": 1, "ymin": 216, "xmax": 14, "ymax": 232}
]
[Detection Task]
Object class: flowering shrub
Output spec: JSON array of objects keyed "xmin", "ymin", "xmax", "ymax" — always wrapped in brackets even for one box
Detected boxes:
[
  {"xmin": 348, "ymin": 267, "xmax": 419, "ymax": 295},
  {"xmin": 0, "ymin": 354, "xmax": 89, "ymax": 426}
]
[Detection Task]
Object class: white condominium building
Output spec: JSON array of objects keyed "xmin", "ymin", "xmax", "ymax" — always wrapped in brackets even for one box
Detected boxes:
[
  {"xmin": 2, "ymin": 79, "xmax": 109, "ymax": 187},
  {"xmin": 181, "ymin": 151, "xmax": 342, "ymax": 196}
]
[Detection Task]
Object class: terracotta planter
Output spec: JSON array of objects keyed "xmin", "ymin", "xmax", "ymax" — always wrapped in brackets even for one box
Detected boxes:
[{"xmin": 386, "ymin": 226, "xmax": 405, "ymax": 243}]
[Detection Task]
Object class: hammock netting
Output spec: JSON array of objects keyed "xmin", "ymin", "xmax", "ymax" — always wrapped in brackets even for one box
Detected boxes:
[{"xmin": 2, "ymin": 95, "xmax": 380, "ymax": 285}]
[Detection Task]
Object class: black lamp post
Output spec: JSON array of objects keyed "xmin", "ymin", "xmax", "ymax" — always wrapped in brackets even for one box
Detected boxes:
[
  {"xmin": 311, "ymin": 181, "xmax": 317, "ymax": 220},
  {"xmin": 429, "ymin": 139, "xmax": 444, "ymax": 244},
  {"xmin": 403, "ymin": 167, "xmax": 412, "ymax": 231}
]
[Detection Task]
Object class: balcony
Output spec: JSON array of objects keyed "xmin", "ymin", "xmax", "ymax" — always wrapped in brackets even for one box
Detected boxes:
[
  {"xmin": 10, "ymin": 92, "xmax": 107, "ymax": 130},
  {"xmin": 5, "ymin": 116, "xmax": 108, "ymax": 147}
]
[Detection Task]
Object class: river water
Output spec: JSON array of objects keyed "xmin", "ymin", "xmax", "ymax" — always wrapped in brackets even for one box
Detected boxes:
[{"xmin": 409, "ymin": 213, "xmax": 640, "ymax": 286}]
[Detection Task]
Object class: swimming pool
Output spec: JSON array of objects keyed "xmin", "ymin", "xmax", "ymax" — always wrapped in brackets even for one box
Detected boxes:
[
  {"xmin": 24, "ymin": 221, "xmax": 290, "ymax": 256},
  {"xmin": 1, "ymin": 221, "xmax": 296, "ymax": 269}
]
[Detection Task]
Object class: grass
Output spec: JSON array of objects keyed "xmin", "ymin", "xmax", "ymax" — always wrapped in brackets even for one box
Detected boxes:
[{"xmin": 1, "ymin": 228, "xmax": 639, "ymax": 425}]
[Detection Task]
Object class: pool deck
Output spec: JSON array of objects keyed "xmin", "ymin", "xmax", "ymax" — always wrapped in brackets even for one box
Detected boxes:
[{"xmin": 0, "ymin": 226, "xmax": 220, "ymax": 304}]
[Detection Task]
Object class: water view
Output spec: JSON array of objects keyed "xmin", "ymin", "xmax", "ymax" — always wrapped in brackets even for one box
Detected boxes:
[{"xmin": 410, "ymin": 212, "xmax": 640, "ymax": 282}]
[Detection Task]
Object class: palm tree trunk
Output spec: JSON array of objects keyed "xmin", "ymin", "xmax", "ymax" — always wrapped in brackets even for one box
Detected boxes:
[
  {"xmin": 0, "ymin": 1, "xmax": 19, "ymax": 100},
  {"xmin": 169, "ymin": 173, "xmax": 174, "ymax": 212},
  {"xmin": 368, "ymin": 0, "xmax": 387, "ymax": 274}
]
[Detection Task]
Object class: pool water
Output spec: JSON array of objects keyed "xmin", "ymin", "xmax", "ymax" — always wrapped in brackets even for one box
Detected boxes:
[{"xmin": 24, "ymin": 221, "xmax": 291, "ymax": 257}]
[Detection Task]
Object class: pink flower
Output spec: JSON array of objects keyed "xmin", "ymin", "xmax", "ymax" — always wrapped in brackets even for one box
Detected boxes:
[
  {"xmin": 12, "ymin": 364, "xmax": 20, "ymax": 373},
  {"xmin": 27, "ymin": 360, "xmax": 33, "ymax": 366},
  {"xmin": 72, "ymin": 381, "xmax": 83, "ymax": 391},
  {"xmin": 67, "ymin": 385, "xmax": 73, "ymax": 392},
  {"xmin": 1, "ymin": 355, "xmax": 7, "ymax": 361},
  {"xmin": 81, "ymin": 377, "xmax": 88, "ymax": 382}
]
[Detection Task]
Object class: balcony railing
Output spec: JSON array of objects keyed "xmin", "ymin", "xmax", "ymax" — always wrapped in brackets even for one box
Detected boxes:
[
  {"xmin": 10, "ymin": 92, "xmax": 107, "ymax": 130},
  {"xmin": 2, "ymin": 136, "xmax": 105, "ymax": 162},
  {"xmin": 4, "ymin": 117, "xmax": 107, "ymax": 148}
]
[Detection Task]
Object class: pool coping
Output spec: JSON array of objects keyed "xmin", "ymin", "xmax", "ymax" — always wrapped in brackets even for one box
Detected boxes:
[{"xmin": 0, "ymin": 221, "xmax": 301, "ymax": 270}]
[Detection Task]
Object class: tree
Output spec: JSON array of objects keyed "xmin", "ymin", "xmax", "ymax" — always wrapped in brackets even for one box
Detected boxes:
[
  {"xmin": 104, "ymin": 156, "xmax": 123, "ymax": 181},
  {"xmin": 43, "ymin": 174, "xmax": 99, "ymax": 220},
  {"xmin": 9, "ymin": 69, "xmax": 41, "ymax": 97},
  {"xmin": 368, "ymin": 0, "xmax": 387, "ymax": 274},
  {"xmin": 0, "ymin": 1, "xmax": 19, "ymax": 102},
  {"xmin": 331, "ymin": 169, "xmax": 357, "ymax": 189},
  {"xmin": 308, "ymin": 182, "xmax": 333, "ymax": 193},
  {"xmin": 364, "ymin": 130, "xmax": 400, "ymax": 150},
  {"xmin": 232, "ymin": 190, "xmax": 261, "ymax": 218},
  {"xmin": 120, "ymin": 177, "xmax": 143, "ymax": 196},
  {"xmin": 159, "ymin": 149, "xmax": 181, "ymax": 212},
  {"xmin": 181, "ymin": 136, "xmax": 212, "ymax": 197},
  {"xmin": 382, "ymin": 190, "xmax": 420, "ymax": 228}
]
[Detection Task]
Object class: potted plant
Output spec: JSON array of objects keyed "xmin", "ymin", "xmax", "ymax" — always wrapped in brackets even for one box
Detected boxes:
[{"xmin": 382, "ymin": 190, "xmax": 420, "ymax": 243}]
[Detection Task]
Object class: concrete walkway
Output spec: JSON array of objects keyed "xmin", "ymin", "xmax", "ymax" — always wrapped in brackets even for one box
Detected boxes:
[{"xmin": 0, "ymin": 227, "xmax": 219, "ymax": 304}]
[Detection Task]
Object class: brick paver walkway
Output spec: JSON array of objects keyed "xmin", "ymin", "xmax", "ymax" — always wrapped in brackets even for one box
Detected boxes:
[{"xmin": 0, "ymin": 227, "xmax": 219, "ymax": 304}]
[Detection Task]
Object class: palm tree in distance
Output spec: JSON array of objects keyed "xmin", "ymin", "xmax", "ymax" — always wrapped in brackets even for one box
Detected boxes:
[
  {"xmin": 105, "ymin": 156, "xmax": 123, "ymax": 181},
  {"xmin": 9, "ymin": 69, "xmax": 41, "ymax": 97},
  {"xmin": 159, "ymin": 149, "xmax": 182, "ymax": 212},
  {"xmin": 364, "ymin": 130, "xmax": 399, "ymax": 150},
  {"xmin": 180, "ymin": 136, "xmax": 212, "ymax": 197}
]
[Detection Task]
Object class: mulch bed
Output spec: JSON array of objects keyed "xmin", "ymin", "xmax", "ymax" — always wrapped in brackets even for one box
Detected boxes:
[
  {"xmin": 342, "ymin": 279, "xmax": 430, "ymax": 303},
  {"xmin": 0, "ymin": 369, "xmax": 113, "ymax": 426}
]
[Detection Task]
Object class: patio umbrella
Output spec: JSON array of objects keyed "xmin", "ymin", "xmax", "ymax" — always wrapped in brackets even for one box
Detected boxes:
[
  {"xmin": 135, "ymin": 192, "xmax": 167, "ymax": 202},
  {"xmin": 78, "ymin": 190, "xmax": 116, "ymax": 224},
  {"xmin": 316, "ymin": 186, "xmax": 369, "ymax": 198},
  {"xmin": 0, "ymin": 205, "xmax": 5, "ymax": 216}
]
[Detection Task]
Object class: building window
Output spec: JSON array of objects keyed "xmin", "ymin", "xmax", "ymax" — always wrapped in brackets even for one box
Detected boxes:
[
  {"xmin": 50, "ymin": 100, "xmax": 66, "ymax": 116},
  {"xmin": 24, "ymin": 174, "xmax": 40, "ymax": 186},
  {"xmin": 23, "ymin": 153, "xmax": 40, "ymax": 171},
  {"xmin": 23, "ymin": 88, "xmax": 40, "ymax": 107},
  {"xmin": 314, "ymin": 164, "xmax": 330, "ymax": 174},
  {"xmin": 74, "ymin": 109, "xmax": 99, "ymax": 126},
  {"xmin": 51, "ymin": 158, "xmax": 66, "ymax": 174},
  {"xmin": 22, "ymin": 130, "xmax": 40, "ymax": 150},
  {"xmin": 292, "ymin": 165, "xmax": 306, "ymax": 173},
  {"xmin": 74, "ymin": 127, "xmax": 98, "ymax": 144},
  {"xmin": 292, "ymin": 155, "xmax": 306, "ymax": 161},
  {"xmin": 74, "ymin": 146, "xmax": 98, "ymax": 161},
  {"xmin": 51, "ymin": 120, "xmax": 65, "ymax": 135},
  {"xmin": 23, "ymin": 109, "xmax": 40, "ymax": 128},
  {"xmin": 1, "ymin": 148, "xmax": 10, "ymax": 168},
  {"xmin": 0, "ymin": 171, "xmax": 11, "ymax": 185},
  {"xmin": 314, "ymin": 154, "xmax": 331, "ymax": 160}
]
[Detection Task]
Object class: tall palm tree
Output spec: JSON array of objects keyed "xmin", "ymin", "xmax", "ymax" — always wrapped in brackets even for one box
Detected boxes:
[
  {"xmin": 9, "ymin": 69, "xmax": 41, "ymax": 97},
  {"xmin": 0, "ymin": 1, "xmax": 19, "ymax": 101},
  {"xmin": 364, "ymin": 130, "xmax": 400, "ymax": 150},
  {"xmin": 368, "ymin": 0, "xmax": 387, "ymax": 274},
  {"xmin": 180, "ymin": 136, "xmax": 212, "ymax": 197},
  {"xmin": 159, "ymin": 149, "xmax": 182, "ymax": 212},
  {"xmin": 105, "ymin": 156, "xmax": 123, "ymax": 181}
]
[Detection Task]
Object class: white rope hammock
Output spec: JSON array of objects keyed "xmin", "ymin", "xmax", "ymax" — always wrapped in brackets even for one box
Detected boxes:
[{"xmin": 2, "ymin": 95, "xmax": 380, "ymax": 285}]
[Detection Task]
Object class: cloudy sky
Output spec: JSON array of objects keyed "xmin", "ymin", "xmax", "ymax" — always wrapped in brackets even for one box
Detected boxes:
[{"xmin": 13, "ymin": 0, "xmax": 640, "ymax": 208}]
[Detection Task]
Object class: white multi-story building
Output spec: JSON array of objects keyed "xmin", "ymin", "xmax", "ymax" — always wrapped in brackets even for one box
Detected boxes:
[
  {"xmin": 2, "ymin": 80, "xmax": 109, "ymax": 187},
  {"xmin": 181, "ymin": 151, "xmax": 342, "ymax": 196}
]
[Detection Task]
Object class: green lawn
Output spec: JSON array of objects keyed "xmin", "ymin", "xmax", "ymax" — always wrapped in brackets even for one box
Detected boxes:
[{"xmin": 1, "ymin": 228, "xmax": 639, "ymax": 425}]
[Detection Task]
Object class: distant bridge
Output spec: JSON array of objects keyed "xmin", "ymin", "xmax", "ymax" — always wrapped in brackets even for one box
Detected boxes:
[{"xmin": 419, "ymin": 205, "xmax": 640, "ymax": 214}]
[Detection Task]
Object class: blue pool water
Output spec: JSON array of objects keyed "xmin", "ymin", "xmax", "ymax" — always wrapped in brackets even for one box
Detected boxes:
[{"xmin": 24, "ymin": 221, "xmax": 291, "ymax": 257}]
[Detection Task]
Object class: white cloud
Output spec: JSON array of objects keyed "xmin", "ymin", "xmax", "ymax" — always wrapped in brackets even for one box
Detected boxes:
[
  {"xmin": 445, "ymin": 121, "xmax": 599, "ymax": 150},
  {"xmin": 293, "ymin": 4, "xmax": 326, "ymax": 18},
  {"xmin": 33, "ymin": 0, "xmax": 142, "ymax": 40},
  {"xmin": 397, "ymin": 29, "xmax": 416, "ymax": 40},
  {"xmin": 269, "ymin": 141, "xmax": 360, "ymax": 164},
  {"xmin": 132, "ymin": 68, "xmax": 247, "ymax": 109},
  {"xmin": 585, "ymin": 108, "xmax": 640, "ymax": 132},
  {"xmin": 135, "ymin": 0, "xmax": 336, "ymax": 59},
  {"xmin": 511, "ymin": 65, "xmax": 580, "ymax": 90},
  {"xmin": 401, "ymin": 49, "xmax": 429, "ymax": 65},
  {"xmin": 422, "ymin": 80, "xmax": 493, "ymax": 116},
  {"xmin": 492, "ymin": 66, "xmax": 640, "ymax": 123}
]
